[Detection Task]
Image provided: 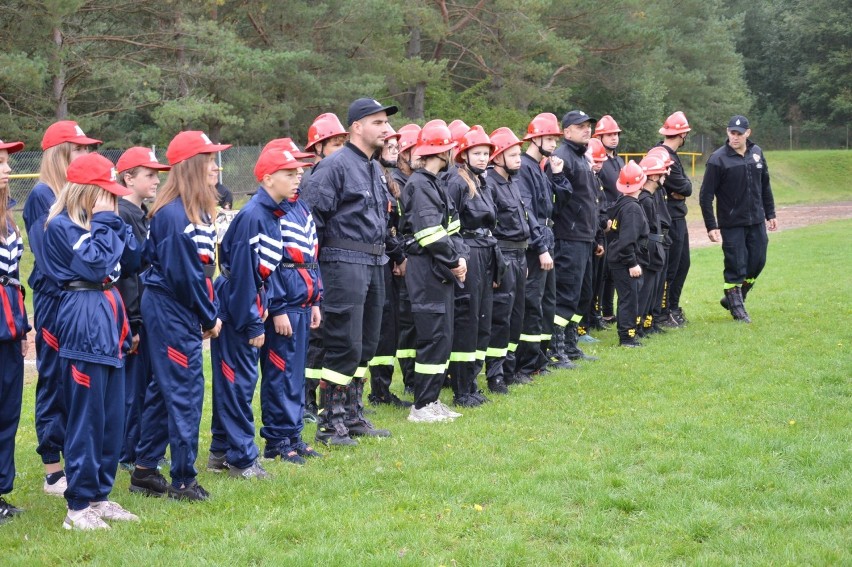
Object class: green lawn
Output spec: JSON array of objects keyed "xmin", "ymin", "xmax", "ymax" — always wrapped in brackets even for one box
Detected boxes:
[{"xmin": 1, "ymin": 220, "xmax": 849, "ymax": 565}]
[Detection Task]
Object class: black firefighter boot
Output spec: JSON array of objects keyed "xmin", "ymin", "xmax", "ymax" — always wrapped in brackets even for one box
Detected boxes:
[
  {"xmin": 547, "ymin": 326, "xmax": 577, "ymax": 369},
  {"xmin": 721, "ymin": 281, "xmax": 754, "ymax": 311},
  {"xmin": 564, "ymin": 323, "xmax": 599, "ymax": 361},
  {"xmin": 345, "ymin": 379, "xmax": 391, "ymax": 438},
  {"xmin": 723, "ymin": 286, "xmax": 751, "ymax": 323},
  {"xmin": 315, "ymin": 380, "xmax": 358, "ymax": 447},
  {"xmin": 452, "ymin": 369, "xmax": 481, "ymax": 407},
  {"xmin": 304, "ymin": 378, "xmax": 319, "ymax": 423}
]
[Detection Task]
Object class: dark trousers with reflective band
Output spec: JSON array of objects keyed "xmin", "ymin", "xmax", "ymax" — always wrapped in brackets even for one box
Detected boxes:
[
  {"xmin": 120, "ymin": 326, "xmax": 151, "ymax": 464},
  {"xmin": 721, "ymin": 223, "xmax": 768, "ymax": 285},
  {"xmin": 553, "ymin": 239, "xmax": 594, "ymax": 327},
  {"xmin": 396, "ymin": 276, "xmax": 416, "ymax": 389},
  {"xmin": 639, "ymin": 268, "xmax": 662, "ymax": 322},
  {"xmin": 666, "ymin": 217, "xmax": 690, "ymax": 310},
  {"xmin": 319, "ymin": 261, "xmax": 384, "ymax": 385},
  {"xmin": 260, "ymin": 307, "xmax": 309, "ymax": 447},
  {"xmin": 516, "ymin": 250, "xmax": 549, "ymax": 374},
  {"xmin": 210, "ymin": 320, "xmax": 261, "ymax": 470},
  {"xmin": 62, "ymin": 359, "xmax": 124, "ymax": 511},
  {"xmin": 405, "ymin": 255, "xmax": 454, "ymax": 409},
  {"xmin": 33, "ymin": 292, "xmax": 65, "ymax": 464},
  {"xmin": 486, "ymin": 248, "xmax": 526, "ymax": 382},
  {"xmin": 610, "ymin": 267, "xmax": 643, "ymax": 342},
  {"xmin": 370, "ymin": 263, "xmax": 401, "ymax": 396},
  {"xmin": 136, "ymin": 291, "xmax": 204, "ymax": 487},
  {"xmin": 449, "ymin": 245, "xmax": 493, "ymax": 394},
  {"xmin": 304, "ymin": 326, "xmax": 323, "ymax": 405},
  {"xmin": 0, "ymin": 341, "xmax": 24, "ymax": 494}
]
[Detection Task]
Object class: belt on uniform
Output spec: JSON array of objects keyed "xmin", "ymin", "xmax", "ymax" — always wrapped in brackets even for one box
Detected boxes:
[
  {"xmin": 0, "ymin": 275, "xmax": 24, "ymax": 298},
  {"xmin": 497, "ymin": 240, "xmax": 528, "ymax": 250},
  {"xmin": 64, "ymin": 280, "xmax": 115, "ymax": 292},
  {"xmin": 462, "ymin": 228, "xmax": 492, "ymax": 239},
  {"xmin": 323, "ymin": 238, "xmax": 385, "ymax": 256},
  {"xmin": 648, "ymin": 233, "xmax": 665, "ymax": 243},
  {"xmin": 280, "ymin": 262, "xmax": 318, "ymax": 269}
]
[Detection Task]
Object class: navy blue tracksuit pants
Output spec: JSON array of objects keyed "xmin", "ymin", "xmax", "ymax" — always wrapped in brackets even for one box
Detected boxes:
[
  {"xmin": 136, "ymin": 290, "xmax": 204, "ymax": 487},
  {"xmin": 120, "ymin": 326, "xmax": 151, "ymax": 465},
  {"xmin": 0, "ymin": 341, "xmax": 24, "ymax": 495},
  {"xmin": 62, "ymin": 360, "xmax": 124, "ymax": 511},
  {"xmin": 260, "ymin": 307, "xmax": 310, "ymax": 448},
  {"xmin": 33, "ymin": 291, "xmax": 65, "ymax": 465},
  {"xmin": 210, "ymin": 320, "xmax": 261, "ymax": 470}
]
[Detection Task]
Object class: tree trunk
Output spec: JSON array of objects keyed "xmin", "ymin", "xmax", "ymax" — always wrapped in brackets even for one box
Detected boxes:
[
  {"xmin": 52, "ymin": 26, "xmax": 68, "ymax": 119},
  {"xmin": 402, "ymin": 26, "xmax": 425, "ymax": 120}
]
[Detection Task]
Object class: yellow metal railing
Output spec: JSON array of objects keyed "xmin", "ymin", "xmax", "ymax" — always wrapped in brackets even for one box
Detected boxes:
[{"xmin": 619, "ymin": 151, "xmax": 702, "ymax": 178}]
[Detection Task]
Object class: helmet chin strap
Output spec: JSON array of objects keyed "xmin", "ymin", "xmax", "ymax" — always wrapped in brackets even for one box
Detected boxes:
[
  {"xmin": 533, "ymin": 140, "xmax": 552, "ymax": 158},
  {"xmin": 465, "ymin": 159, "xmax": 486, "ymax": 176}
]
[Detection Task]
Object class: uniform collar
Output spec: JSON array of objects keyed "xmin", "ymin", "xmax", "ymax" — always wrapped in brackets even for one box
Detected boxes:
[
  {"xmin": 561, "ymin": 139, "xmax": 587, "ymax": 156},
  {"xmin": 344, "ymin": 141, "xmax": 371, "ymax": 161},
  {"xmin": 256, "ymin": 186, "xmax": 293, "ymax": 215}
]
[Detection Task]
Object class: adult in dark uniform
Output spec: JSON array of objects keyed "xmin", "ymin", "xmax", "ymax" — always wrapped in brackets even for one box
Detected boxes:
[
  {"xmin": 699, "ymin": 115, "xmax": 777, "ymax": 323},
  {"xmin": 300, "ymin": 98, "xmax": 397, "ymax": 445}
]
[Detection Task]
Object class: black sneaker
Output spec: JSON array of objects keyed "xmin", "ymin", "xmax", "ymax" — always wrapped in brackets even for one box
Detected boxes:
[
  {"xmin": 129, "ymin": 469, "xmax": 169, "ymax": 497},
  {"xmin": 369, "ymin": 392, "xmax": 413, "ymax": 408},
  {"xmin": 487, "ymin": 378, "xmax": 509, "ymax": 394},
  {"xmin": 207, "ymin": 451, "xmax": 229, "ymax": 473},
  {"xmin": 0, "ymin": 497, "xmax": 23, "ymax": 523},
  {"xmin": 470, "ymin": 390, "xmax": 490, "ymax": 404},
  {"xmin": 168, "ymin": 480, "xmax": 210, "ymax": 501},
  {"xmin": 291, "ymin": 439, "xmax": 323, "ymax": 459},
  {"xmin": 620, "ymin": 338, "xmax": 643, "ymax": 348},
  {"xmin": 506, "ymin": 373, "xmax": 533, "ymax": 385},
  {"xmin": 452, "ymin": 394, "xmax": 482, "ymax": 408}
]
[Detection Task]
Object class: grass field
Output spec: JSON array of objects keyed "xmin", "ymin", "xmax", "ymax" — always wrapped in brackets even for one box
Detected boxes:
[{"xmin": 1, "ymin": 219, "xmax": 849, "ymax": 565}]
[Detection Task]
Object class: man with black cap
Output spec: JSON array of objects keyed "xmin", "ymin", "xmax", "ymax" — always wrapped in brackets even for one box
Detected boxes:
[
  {"xmin": 699, "ymin": 115, "xmax": 777, "ymax": 323},
  {"xmin": 300, "ymin": 97, "xmax": 398, "ymax": 446},
  {"xmin": 550, "ymin": 110, "xmax": 603, "ymax": 361}
]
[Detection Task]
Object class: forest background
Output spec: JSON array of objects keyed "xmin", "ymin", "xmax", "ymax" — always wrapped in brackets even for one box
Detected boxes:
[{"xmin": 0, "ymin": 0, "xmax": 849, "ymax": 153}]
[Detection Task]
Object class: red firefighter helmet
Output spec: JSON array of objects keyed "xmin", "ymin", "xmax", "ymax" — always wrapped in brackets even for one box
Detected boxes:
[
  {"xmin": 586, "ymin": 138, "xmax": 608, "ymax": 163},
  {"xmin": 616, "ymin": 160, "xmax": 647, "ymax": 194},
  {"xmin": 455, "ymin": 125, "xmax": 496, "ymax": 163},
  {"xmin": 413, "ymin": 119, "xmax": 457, "ymax": 157},
  {"xmin": 305, "ymin": 113, "xmax": 348, "ymax": 151},
  {"xmin": 659, "ymin": 111, "xmax": 691, "ymax": 136},
  {"xmin": 448, "ymin": 120, "xmax": 471, "ymax": 144},
  {"xmin": 384, "ymin": 125, "xmax": 400, "ymax": 142},
  {"xmin": 523, "ymin": 112, "xmax": 561, "ymax": 141},
  {"xmin": 397, "ymin": 124, "xmax": 422, "ymax": 154},
  {"xmin": 489, "ymin": 127, "xmax": 523, "ymax": 162},
  {"xmin": 646, "ymin": 146, "xmax": 675, "ymax": 167},
  {"xmin": 639, "ymin": 155, "xmax": 668, "ymax": 176},
  {"xmin": 594, "ymin": 114, "xmax": 622, "ymax": 137}
]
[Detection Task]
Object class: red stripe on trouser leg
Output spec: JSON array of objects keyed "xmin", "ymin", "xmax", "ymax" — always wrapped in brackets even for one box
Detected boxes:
[
  {"xmin": 0, "ymin": 286, "xmax": 17, "ymax": 339},
  {"xmin": 167, "ymin": 346, "xmax": 188, "ymax": 368},
  {"xmin": 221, "ymin": 360, "xmax": 235, "ymax": 383},
  {"xmin": 42, "ymin": 328, "xmax": 59, "ymax": 351},
  {"xmin": 267, "ymin": 349, "xmax": 286, "ymax": 372},
  {"xmin": 71, "ymin": 364, "xmax": 91, "ymax": 388}
]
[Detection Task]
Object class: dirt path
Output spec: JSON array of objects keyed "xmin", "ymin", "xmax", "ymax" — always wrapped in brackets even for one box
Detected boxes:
[
  {"xmin": 22, "ymin": 201, "xmax": 852, "ymax": 374},
  {"xmin": 689, "ymin": 200, "xmax": 852, "ymax": 249}
]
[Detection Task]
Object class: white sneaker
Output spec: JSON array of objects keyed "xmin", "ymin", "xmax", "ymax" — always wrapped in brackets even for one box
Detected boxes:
[
  {"xmin": 44, "ymin": 474, "xmax": 67, "ymax": 497},
  {"xmin": 408, "ymin": 402, "xmax": 451, "ymax": 423},
  {"xmin": 63, "ymin": 506, "xmax": 110, "ymax": 530},
  {"xmin": 435, "ymin": 400, "xmax": 462, "ymax": 418},
  {"xmin": 90, "ymin": 500, "xmax": 139, "ymax": 522}
]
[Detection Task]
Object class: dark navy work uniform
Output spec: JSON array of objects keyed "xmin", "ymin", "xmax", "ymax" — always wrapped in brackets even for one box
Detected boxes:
[
  {"xmin": 657, "ymin": 143, "xmax": 692, "ymax": 318},
  {"xmin": 259, "ymin": 195, "xmax": 322, "ymax": 453},
  {"xmin": 136, "ymin": 198, "xmax": 219, "ymax": 488},
  {"xmin": 43, "ymin": 211, "xmax": 134, "ymax": 511},
  {"xmin": 0, "ymin": 210, "xmax": 29, "ymax": 499},
  {"xmin": 23, "ymin": 183, "xmax": 65, "ymax": 465},
  {"xmin": 209, "ymin": 187, "xmax": 283, "ymax": 469},
  {"xmin": 607, "ymin": 196, "xmax": 649, "ymax": 343},
  {"xmin": 598, "ymin": 150, "xmax": 625, "ymax": 318}
]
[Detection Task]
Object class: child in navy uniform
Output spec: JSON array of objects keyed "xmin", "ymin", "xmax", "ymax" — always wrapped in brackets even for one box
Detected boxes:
[
  {"xmin": 114, "ymin": 147, "xmax": 171, "ymax": 471},
  {"xmin": 0, "ymin": 138, "xmax": 29, "ymax": 523},
  {"xmin": 255, "ymin": 142, "xmax": 323, "ymax": 462},
  {"xmin": 607, "ymin": 161, "xmax": 650, "ymax": 348},
  {"xmin": 636, "ymin": 155, "xmax": 669, "ymax": 337},
  {"xmin": 42, "ymin": 153, "xmax": 139, "ymax": 530}
]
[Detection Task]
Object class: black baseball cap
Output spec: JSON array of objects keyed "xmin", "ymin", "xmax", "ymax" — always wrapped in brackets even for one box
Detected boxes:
[
  {"xmin": 728, "ymin": 115, "xmax": 750, "ymax": 133},
  {"xmin": 347, "ymin": 98, "xmax": 399, "ymax": 126},
  {"xmin": 562, "ymin": 110, "xmax": 597, "ymax": 127}
]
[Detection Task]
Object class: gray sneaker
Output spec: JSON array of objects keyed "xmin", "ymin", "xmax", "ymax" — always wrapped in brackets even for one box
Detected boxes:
[
  {"xmin": 207, "ymin": 452, "xmax": 228, "ymax": 473},
  {"xmin": 228, "ymin": 460, "xmax": 270, "ymax": 480}
]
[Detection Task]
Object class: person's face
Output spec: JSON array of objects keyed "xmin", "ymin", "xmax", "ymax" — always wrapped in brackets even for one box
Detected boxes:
[
  {"xmin": 502, "ymin": 145, "xmax": 522, "ymax": 170},
  {"xmin": 382, "ymin": 138, "xmax": 399, "ymax": 164},
  {"xmin": 206, "ymin": 153, "xmax": 220, "ymax": 189},
  {"xmin": 321, "ymin": 135, "xmax": 347, "ymax": 157},
  {"xmin": 124, "ymin": 167, "xmax": 161, "ymax": 200},
  {"xmin": 400, "ymin": 149, "xmax": 422, "ymax": 171},
  {"xmin": 465, "ymin": 145, "xmax": 490, "ymax": 170},
  {"xmin": 564, "ymin": 121, "xmax": 592, "ymax": 145},
  {"xmin": 0, "ymin": 150, "xmax": 10, "ymax": 192},
  {"xmin": 265, "ymin": 168, "xmax": 303, "ymax": 202},
  {"xmin": 539, "ymin": 135, "xmax": 560, "ymax": 153},
  {"xmin": 600, "ymin": 132, "xmax": 619, "ymax": 150},
  {"xmin": 70, "ymin": 144, "xmax": 90, "ymax": 162},
  {"xmin": 727, "ymin": 128, "xmax": 750, "ymax": 151},
  {"xmin": 354, "ymin": 112, "xmax": 390, "ymax": 152}
]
